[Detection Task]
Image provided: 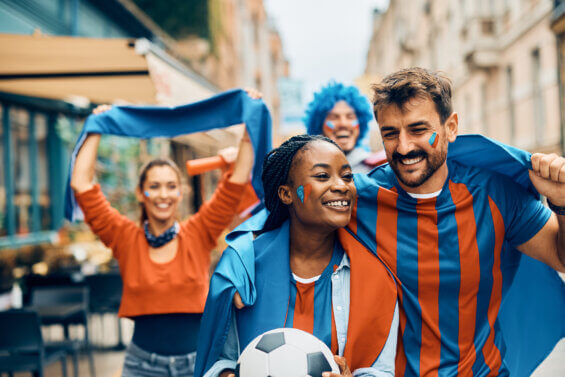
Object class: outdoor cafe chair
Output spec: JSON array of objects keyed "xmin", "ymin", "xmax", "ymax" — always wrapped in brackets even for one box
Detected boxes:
[
  {"xmin": 31, "ymin": 286, "xmax": 96, "ymax": 377},
  {"xmin": 85, "ymin": 273, "xmax": 124, "ymax": 350},
  {"xmin": 0, "ymin": 309, "xmax": 68, "ymax": 377}
]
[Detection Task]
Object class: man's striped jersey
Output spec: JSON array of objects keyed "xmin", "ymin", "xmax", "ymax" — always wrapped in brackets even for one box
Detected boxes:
[{"xmin": 350, "ymin": 160, "xmax": 551, "ymax": 376}]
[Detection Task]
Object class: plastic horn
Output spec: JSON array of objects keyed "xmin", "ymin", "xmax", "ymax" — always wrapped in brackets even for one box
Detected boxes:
[{"xmin": 185, "ymin": 156, "xmax": 228, "ymax": 176}]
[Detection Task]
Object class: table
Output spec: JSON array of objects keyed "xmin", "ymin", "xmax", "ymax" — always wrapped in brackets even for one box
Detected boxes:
[{"xmin": 30, "ymin": 304, "xmax": 85, "ymax": 325}]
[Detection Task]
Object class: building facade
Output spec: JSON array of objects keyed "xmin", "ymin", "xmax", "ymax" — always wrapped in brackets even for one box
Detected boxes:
[
  {"xmin": 365, "ymin": 0, "xmax": 563, "ymax": 154},
  {"xmin": 551, "ymin": 0, "xmax": 565, "ymax": 155},
  {"xmin": 159, "ymin": 0, "xmax": 288, "ymax": 132}
]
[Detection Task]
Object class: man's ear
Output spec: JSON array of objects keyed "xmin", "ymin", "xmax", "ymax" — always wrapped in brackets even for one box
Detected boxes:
[
  {"xmin": 135, "ymin": 187, "xmax": 145, "ymax": 203},
  {"xmin": 445, "ymin": 112, "xmax": 458, "ymax": 142},
  {"xmin": 278, "ymin": 185, "xmax": 293, "ymax": 205}
]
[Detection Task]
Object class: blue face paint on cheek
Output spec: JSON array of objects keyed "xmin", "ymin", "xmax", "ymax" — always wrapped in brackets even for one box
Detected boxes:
[
  {"xmin": 351, "ymin": 120, "xmax": 359, "ymax": 128},
  {"xmin": 144, "ymin": 191, "xmax": 150, "ymax": 198},
  {"xmin": 325, "ymin": 121, "xmax": 336, "ymax": 130},
  {"xmin": 429, "ymin": 132, "xmax": 438, "ymax": 148},
  {"xmin": 297, "ymin": 185, "xmax": 305, "ymax": 203}
]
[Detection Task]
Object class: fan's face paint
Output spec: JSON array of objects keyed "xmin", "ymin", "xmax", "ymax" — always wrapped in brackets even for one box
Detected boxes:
[
  {"xmin": 377, "ymin": 97, "xmax": 458, "ymax": 194},
  {"xmin": 428, "ymin": 132, "xmax": 439, "ymax": 148},
  {"xmin": 322, "ymin": 101, "xmax": 360, "ymax": 153},
  {"xmin": 296, "ymin": 184, "xmax": 312, "ymax": 203},
  {"xmin": 136, "ymin": 165, "xmax": 181, "ymax": 225},
  {"xmin": 323, "ymin": 120, "xmax": 336, "ymax": 134},
  {"xmin": 287, "ymin": 140, "xmax": 356, "ymax": 231}
]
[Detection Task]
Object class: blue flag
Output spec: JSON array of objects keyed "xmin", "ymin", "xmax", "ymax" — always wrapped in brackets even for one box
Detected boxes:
[{"xmin": 64, "ymin": 89, "xmax": 272, "ymax": 221}]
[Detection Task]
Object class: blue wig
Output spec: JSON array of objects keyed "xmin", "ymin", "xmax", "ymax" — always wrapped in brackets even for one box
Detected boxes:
[{"xmin": 304, "ymin": 82, "xmax": 373, "ymax": 146}]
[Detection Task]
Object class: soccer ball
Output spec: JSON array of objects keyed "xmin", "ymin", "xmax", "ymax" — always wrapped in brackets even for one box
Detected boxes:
[{"xmin": 236, "ymin": 328, "xmax": 340, "ymax": 377}]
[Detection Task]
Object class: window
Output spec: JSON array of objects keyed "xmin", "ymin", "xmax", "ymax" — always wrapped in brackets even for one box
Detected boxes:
[{"xmin": 0, "ymin": 104, "xmax": 71, "ymax": 248}]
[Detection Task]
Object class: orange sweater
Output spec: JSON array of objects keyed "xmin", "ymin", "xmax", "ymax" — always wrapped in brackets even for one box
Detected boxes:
[{"xmin": 75, "ymin": 178, "xmax": 246, "ymax": 318}]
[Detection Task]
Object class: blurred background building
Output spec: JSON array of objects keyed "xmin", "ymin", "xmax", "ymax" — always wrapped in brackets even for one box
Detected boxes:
[
  {"xmin": 0, "ymin": 0, "xmax": 288, "ymax": 252},
  {"xmin": 364, "ymin": 0, "xmax": 564, "ymax": 155}
]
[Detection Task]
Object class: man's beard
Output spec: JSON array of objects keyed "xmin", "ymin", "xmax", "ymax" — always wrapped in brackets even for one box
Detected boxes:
[{"xmin": 389, "ymin": 149, "xmax": 446, "ymax": 188}]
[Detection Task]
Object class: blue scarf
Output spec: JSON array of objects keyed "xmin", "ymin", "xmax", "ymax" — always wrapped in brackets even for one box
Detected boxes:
[
  {"xmin": 64, "ymin": 89, "xmax": 272, "ymax": 221},
  {"xmin": 143, "ymin": 221, "xmax": 180, "ymax": 248}
]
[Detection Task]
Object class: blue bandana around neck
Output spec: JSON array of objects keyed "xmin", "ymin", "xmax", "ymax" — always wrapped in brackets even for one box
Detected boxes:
[
  {"xmin": 65, "ymin": 89, "xmax": 272, "ymax": 222},
  {"xmin": 143, "ymin": 221, "xmax": 180, "ymax": 248}
]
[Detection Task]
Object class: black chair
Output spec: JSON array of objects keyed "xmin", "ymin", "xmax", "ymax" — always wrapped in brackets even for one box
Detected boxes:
[
  {"xmin": 85, "ymin": 273, "xmax": 124, "ymax": 350},
  {"xmin": 31, "ymin": 286, "xmax": 96, "ymax": 377},
  {"xmin": 23, "ymin": 273, "xmax": 84, "ymax": 306},
  {"xmin": 0, "ymin": 309, "xmax": 68, "ymax": 377}
]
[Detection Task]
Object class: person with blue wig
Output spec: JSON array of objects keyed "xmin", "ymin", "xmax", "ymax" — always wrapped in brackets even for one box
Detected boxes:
[{"xmin": 304, "ymin": 82, "xmax": 377, "ymax": 173}]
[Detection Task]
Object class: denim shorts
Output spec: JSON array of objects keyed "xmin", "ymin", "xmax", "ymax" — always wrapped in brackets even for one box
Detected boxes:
[{"xmin": 122, "ymin": 342, "xmax": 196, "ymax": 377}]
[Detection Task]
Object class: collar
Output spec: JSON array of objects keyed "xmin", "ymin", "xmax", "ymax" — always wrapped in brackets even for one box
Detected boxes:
[{"xmin": 334, "ymin": 252, "xmax": 350, "ymax": 273}]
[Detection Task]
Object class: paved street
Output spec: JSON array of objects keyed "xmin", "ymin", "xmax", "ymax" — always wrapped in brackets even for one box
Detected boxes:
[
  {"xmin": 28, "ymin": 315, "xmax": 565, "ymax": 377},
  {"xmin": 532, "ymin": 338, "xmax": 565, "ymax": 376}
]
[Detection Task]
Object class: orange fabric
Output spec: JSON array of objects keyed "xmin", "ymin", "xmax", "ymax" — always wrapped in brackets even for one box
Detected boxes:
[
  {"xmin": 374, "ymin": 188, "xmax": 408, "ymax": 376},
  {"xmin": 337, "ymin": 229, "xmax": 398, "ymax": 371},
  {"xmin": 481, "ymin": 198, "xmax": 505, "ymax": 372},
  {"xmin": 235, "ymin": 183, "xmax": 260, "ymax": 215},
  {"xmin": 293, "ymin": 281, "xmax": 316, "ymax": 334},
  {"xmin": 75, "ymin": 178, "xmax": 246, "ymax": 318},
  {"xmin": 416, "ymin": 198, "xmax": 441, "ymax": 376},
  {"xmin": 450, "ymin": 182, "xmax": 481, "ymax": 375},
  {"xmin": 331, "ymin": 303, "xmax": 338, "ymax": 355}
]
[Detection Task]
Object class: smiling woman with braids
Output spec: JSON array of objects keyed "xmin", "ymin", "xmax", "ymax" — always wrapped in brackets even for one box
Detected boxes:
[
  {"xmin": 70, "ymin": 96, "xmax": 258, "ymax": 376},
  {"xmin": 195, "ymin": 135, "xmax": 399, "ymax": 377}
]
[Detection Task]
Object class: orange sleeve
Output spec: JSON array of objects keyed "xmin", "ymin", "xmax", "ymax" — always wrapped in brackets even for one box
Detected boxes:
[
  {"xmin": 75, "ymin": 184, "xmax": 136, "ymax": 259},
  {"xmin": 182, "ymin": 175, "xmax": 246, "ymax": 252}
]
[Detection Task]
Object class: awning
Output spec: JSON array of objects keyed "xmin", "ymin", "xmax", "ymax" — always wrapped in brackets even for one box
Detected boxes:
[
  {"xmin": 0, "ymin": 33, "xmax": 157, "ymax": 104},
  {"xmin": 0, "ymin": 33, "xmax": 232, "ymax": 149},
  {"xmin": 0, "ymin": 33, "xmax": 219, "ymax": 106}
]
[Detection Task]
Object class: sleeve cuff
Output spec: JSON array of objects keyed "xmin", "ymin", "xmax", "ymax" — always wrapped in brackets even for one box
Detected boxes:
[
  {"xmin": 221, "ymin": 172, "xmax": 248, "ymax": 192},
  {"xmin": 203, "ymin": 359, "xmax": 237, "ymax": 377},
  {"xmin": 74, "ymin": 184, "xmax": 108, "ymax": 216},
  {"xmin": 74, "ymin": 183, "xmax": 102, "ymax": 203},
  {"xmin": 353, "ymin": 367, "xmax": 394, "ymax": 377}
]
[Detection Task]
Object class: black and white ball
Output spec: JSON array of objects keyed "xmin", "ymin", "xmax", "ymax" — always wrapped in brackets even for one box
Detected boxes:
[{"xmin": 236, "ymin": 328, "xmax": 340, "ymax": 377}]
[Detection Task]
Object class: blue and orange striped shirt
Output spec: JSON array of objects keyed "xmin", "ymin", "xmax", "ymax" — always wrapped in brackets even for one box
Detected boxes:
[
  {"xmin": 350, "ymin": 160, "xmax": 551, "ymax": 377},
  {"xmin": 285, "ymin": 244, "xmax": 344, "ymax": 350}
]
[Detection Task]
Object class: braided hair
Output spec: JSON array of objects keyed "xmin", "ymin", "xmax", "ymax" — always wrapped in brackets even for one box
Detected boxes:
[{"xmin": 260, "ymin": 134, "xmax": 340, "ymax": 233}]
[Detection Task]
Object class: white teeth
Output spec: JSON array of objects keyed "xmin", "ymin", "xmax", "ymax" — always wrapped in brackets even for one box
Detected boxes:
[
  {"xmin": 325, "ymin": 201, "xmax": 349, "ymax": 207},
  {"xmin": 156, "ymin": 203, "xmax": 170, "ymax": 209},
  {"xmin": 401, "ymin": 157, "xmax": 424, "ymax": 165}
]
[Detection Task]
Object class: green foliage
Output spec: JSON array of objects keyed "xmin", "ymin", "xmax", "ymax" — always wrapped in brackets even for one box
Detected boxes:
[
  {"xmin": 132, "ymin": 0, "xmax": 210, "ymax": 39},
  {"xmin": 98, "ymin": 135, "xmax": 141, "ymax": 217}
]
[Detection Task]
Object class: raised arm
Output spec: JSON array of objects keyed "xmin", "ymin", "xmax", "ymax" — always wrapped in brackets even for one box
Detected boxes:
[
  {"xmin": 183, "ymin": 129, "xmax": 253, "ymax": 250},
  {"xmin": 70, "ymin": 133, "xmax": 101, "ymax": 193},
  {"xmin": 518, "ymin": 153, "xmax": 565, "ymax": 272},
  {"xmin": 225, "ymin": 128, "xmax": 254, "ymax": 184}
]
